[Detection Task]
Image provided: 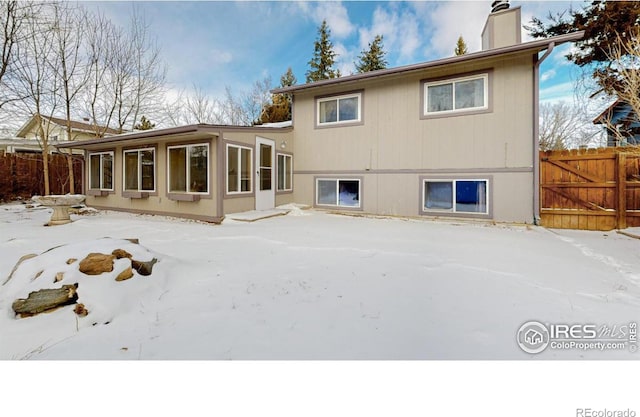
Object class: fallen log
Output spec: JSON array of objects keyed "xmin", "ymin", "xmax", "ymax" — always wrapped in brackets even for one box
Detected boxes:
[{"xmin": 12, "ymin": 284, "xmax": 79, "ymax": 318}]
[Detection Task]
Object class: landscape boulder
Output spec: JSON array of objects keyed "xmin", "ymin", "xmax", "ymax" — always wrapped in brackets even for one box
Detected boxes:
[
  {"xmin": 132, "ymin": 258, "xmax": 158, "ymax": 276},
  {"xmin": 79, "ymin": 253, "xmax": 115, "ymax": 275},
  {"xmin": 115, "ymin": 266, "xmax": 134, "ymax": 282},
  {"xmin": 12, "ymin": 284, "xmax": 79, "ymax": 318}
]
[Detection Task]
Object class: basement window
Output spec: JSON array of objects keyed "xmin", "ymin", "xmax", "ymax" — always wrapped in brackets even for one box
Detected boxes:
[
  {"xmin": 423, "ymin": 179, "xmax": 488, "ymax": 214},
  {"xmin": 316, "ymin": 178, "xmax": 361, "ymax": 208}
]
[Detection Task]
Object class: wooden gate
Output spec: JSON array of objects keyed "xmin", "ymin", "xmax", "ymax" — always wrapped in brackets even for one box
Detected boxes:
[{"xmin": 540, "ymin": 148, "xmax": 640, "ymax": 231}]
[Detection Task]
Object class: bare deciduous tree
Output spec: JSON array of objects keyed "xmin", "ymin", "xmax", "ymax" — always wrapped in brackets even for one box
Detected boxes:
[
  {"xmin": 49, "ymin": 2, "xmax": 91, "ymax": 193},
  {"xmin": 598, "ymin": 28, "xmax": 640, "ymax": 149},
  {"xmin": 8, "ymin": 1, "xmax": 59, "ymax": 195},
  {"xmin": 81, "ymin": 6, "xmax": 166, "ymax": 135},
  {"xmin": 1, "ymin": 0, "xmax": 32, "ymax": 114},
  {"xmin": 240, "ymin": 76, "xmax": 272, "ymax": 125},
  {"xmin": 539, "ymin": 101, "xmax": 603, "ymax": 150}
]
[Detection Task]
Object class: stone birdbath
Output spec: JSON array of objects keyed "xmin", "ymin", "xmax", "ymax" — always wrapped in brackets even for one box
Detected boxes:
[{"xmin": 33, "ymin": 194, "xmax": 86, "ymax": 226}]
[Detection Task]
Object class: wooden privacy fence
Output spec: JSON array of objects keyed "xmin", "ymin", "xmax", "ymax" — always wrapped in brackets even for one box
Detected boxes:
[
  {"xmin": 540, "ymin": 148, "xmax": 640, "ymax": 231},
  {"xmin": 0, "ymin": 153, "xmax": 83, "ymax": 202}
]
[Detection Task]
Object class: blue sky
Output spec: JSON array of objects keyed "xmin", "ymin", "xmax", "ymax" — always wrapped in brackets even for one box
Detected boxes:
[{"xmin": 86, "ymin": 1, "xmax": 583, "ymax": 104}]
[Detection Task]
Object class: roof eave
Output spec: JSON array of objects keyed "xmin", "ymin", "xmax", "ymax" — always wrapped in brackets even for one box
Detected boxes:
[
  {"xmin": 55, "ymin": 123, "xmax": 293, "ymax": 149},
  {"xmin": 272, "ymin": 31, "xmax": 585, "ymax": 95}
]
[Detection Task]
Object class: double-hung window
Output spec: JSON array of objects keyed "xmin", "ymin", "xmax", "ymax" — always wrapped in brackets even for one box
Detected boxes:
[
  {"xmin": 316, "ymin": 178, "xmax": 360, "ymax": 208},
  {"xmin": 124, "ymin": 148, "xmax": 155, "ymax": 192},
  {"xmin": 317, "ymin": 92, "xmax": 362, "ymax": 126},
  {"xmin": 168, "ymin": 143, "xmax": 209, "ymax": 194},
  {"xmin": 89, "ymin": 151, "xmax": 114, "ymax": 191},
  {"xmin": 277, "ymin": 153, "xmax": 293, "ymax": 192},
  {"xmin": 227, "ymin": 144, "xmax": 252, "ymax": 194},
  {"xmin": 424, "ymin": 73, "xmax": 488, "ymax": 115},
  {"xmin": 423, "ymin": 179, "xmax": 488, "ymax": 214}
]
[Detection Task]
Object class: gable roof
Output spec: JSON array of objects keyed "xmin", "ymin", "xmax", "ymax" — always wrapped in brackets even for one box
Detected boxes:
[
  {"xmin": 593, "ymin": 100, "xmax": 640, "ymax": 128},
  {"xmin": 272, "ymin": 31, "xmax": 585, "ymax": 95},
  {"xmin": 16, "ymin": 114, "xmax": 121, "ymax": 138}
]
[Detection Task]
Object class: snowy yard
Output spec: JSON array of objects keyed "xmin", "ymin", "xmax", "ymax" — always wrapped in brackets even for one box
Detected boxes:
[{"xmin": 0, "ymin": 202, "xmax": 639, "ymax": 360}]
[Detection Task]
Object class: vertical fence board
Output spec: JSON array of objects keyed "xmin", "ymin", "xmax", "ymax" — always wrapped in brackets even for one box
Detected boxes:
[
  {"xmin": 540, "ymin": 148, "xmax": 640, "ymax": 231},
  {"xmin": 0, "ymin": 153, "xmax": 83, "ymax": 201}
]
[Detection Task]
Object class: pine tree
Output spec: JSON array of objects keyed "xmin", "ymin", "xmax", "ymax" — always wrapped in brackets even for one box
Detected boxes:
[
  {"xmin": 134, "ymin": 115, "xmax": 155, "ymax": 130},
  {"xmin": 454, "ymin": 35, "xmax": 468, "ymax": 56},
  {"xmin": 305, "ymin": 20, "xmax": 340, "ymax": 83},
  {"xmin": 527, "ymin": 1, "xmax": 640, "ymax": 94},
  {"xmin": 355, "ymin": 35, "xmax": 388, "ymax": 73},
  {"xmin": 259, "ymin": 67, "xmax": 297, "ymax": 124}
]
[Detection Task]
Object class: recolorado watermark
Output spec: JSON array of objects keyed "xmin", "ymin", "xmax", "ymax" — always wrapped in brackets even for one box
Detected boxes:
[
  {"xmin": 516, "ymin": 320, "xmax": 637, "ymax": 354},
  {"xmin": 576, "ymin": 409, "xmax": 636, "ymax": 417}
]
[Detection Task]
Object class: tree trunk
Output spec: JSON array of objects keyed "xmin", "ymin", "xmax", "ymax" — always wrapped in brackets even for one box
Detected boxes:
[
  {"xmin": 41, "ymin": 147, "xmax": 50, "ymax": 196},
  {"xmin": 66, "ymin": 153, "xmax": 74, "ymax": 193},
  {"xmin": 12, "ymin": 283, "xmax": 79, "ymax": 317}
]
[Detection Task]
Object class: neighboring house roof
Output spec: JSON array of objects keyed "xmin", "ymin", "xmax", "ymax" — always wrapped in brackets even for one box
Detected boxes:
[
  {"xmin": 0, "ymin": 137, "xmax": 60, "ymax": 152},
  {"xmin": 15, "ymin": 114, "xmax": 121, "ymax": 138},
  {"xmin": 272, "ymin": 31, "xmax": 585, "ymax": 95},
  {"xmin": 56, "ymin": 123, "xmax": 293, "ymax": 150},
  {"xmin": 593, "ymin": 100, "xmax": 640, "ymax": 128}
]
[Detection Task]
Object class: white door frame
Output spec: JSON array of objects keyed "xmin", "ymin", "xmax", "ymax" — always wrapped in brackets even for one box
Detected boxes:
[{"xmin": 255, "ymin": 136, "xmax": 275, "ymax": 210}]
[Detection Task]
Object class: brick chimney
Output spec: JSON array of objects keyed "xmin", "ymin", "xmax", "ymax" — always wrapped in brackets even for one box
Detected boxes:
[{"xmin": 481, "ymin": 1, "xmax": 522, "ymax": 50}]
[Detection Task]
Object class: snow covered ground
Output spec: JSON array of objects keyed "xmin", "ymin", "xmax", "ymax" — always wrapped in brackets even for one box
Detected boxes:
[{"xmin": 1, "ymin": 201, "xmax": 639, "ymax": 360}]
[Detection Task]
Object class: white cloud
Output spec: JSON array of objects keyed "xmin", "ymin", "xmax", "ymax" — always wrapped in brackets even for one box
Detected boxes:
[
  {"xmin": 422, "ymin": 1, "xmax": 492, "ymax": 58},
  {"xmin": 539, "ymin": 81, "xmax": 575, "ymax": 103},
  {"xmin": 541, "ymin": 69, "xmax": 556, "ymax": 82},
  {"xmin": 299, "ymin": 1, "xmax": 354, "ymax": 39},
  {"xmin": 357, "ymin": 4, "xmax": 421, "ymax": 62},
  {"xmin": 334, "ymin": 42, "xmax": 356, "ymax": 76}
]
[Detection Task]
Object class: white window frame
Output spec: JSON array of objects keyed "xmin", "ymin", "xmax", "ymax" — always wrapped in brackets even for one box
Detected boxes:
[
  {"xmin": 315, "ymin": 178, "xmax": 361, "ymax": 208},
  {"xmin": 424, "ymin": 73, "xmax": 488, "ymax": 115},
  {"xmin": 422, "ymin": 178, "xmax": 489, "ymax": 215},
  {"xmin": 276, "ymin": 153, "xmax": 293, "ymax": 192},
  {"xmin": 317, "ymin": 92, "xmax": 362, "ymax": 126},
  {"xmin": 226, "ymin": 143, "xmax": 253, "ymax": 195},
  {"xmin": 167, "ymin": 143, "xmax": 210, "ymax": 194},
  {"xmin": 123, "ymin": 148, "xmax": 156, "ymax": 192},
  {"xmin": 88, "ymin": 151, "xmax": 114, "ymax": 191}
]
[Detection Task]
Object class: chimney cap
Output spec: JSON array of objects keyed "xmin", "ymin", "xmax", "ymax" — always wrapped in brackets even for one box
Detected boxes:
[{"xmin": 491, "ymin": 0, "xmax": 510, "ymax": 13}]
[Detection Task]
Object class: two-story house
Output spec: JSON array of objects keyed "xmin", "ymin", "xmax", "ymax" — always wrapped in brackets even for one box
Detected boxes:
[
  {"xmin": 58, "ymin": 5, "xmax": 583, "ymax": 225},
  {"xmin": 1, "ymin": 115, "xmax": 120, "ymax": 154}
]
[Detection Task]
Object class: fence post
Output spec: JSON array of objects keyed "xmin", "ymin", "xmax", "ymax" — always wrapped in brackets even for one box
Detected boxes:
[{"xmin": 616, "ymin": 152, "xmax": 627, "ymax": 229}]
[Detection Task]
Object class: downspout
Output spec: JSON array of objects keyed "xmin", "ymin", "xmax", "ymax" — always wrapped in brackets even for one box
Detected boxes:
[
  {"xmin": 533, "ymin": 41, "xmax": 554, "ymax": 225},
  {"xmin": 217, "ymin": 131, "xmax": 225, "ymax": 222}
]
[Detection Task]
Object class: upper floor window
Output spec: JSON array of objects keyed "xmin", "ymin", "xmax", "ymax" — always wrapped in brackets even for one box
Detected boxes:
[
  {"xmin": 317, "ymin": 92, "xmax": 362, "ymax": 126},
  {"xmin": 168, "ymin": 143, "xmax": 209, "ymax": 194},
  {"xmin": 124, "ymin": 148, "xmax": 155, "ymax": 192},
  {"xmin": 424, "ymin": 73, "xmax": 488, "ymax": 115},
  {"xmin": 89, "ymin": 151, "xmax": 114, "ymax": 191}
]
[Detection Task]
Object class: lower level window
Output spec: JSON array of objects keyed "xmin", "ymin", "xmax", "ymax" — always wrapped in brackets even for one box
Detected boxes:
[
  {"xmin": 89, "ymin": 151, "xmax": 113, "ymax": 190},
  {"xmin": 277, "ymin": 153, "xmax": 292, "ymax": 191},
  {"xmin": 168, "ymin": 144, "xmax": 209, "ymax": 193},
  {"xmin": 424, "ymin": 179, "xmax": 488, "ymax": 214},
  {"xmin": 317, "ymin": 178, "xmax": 360, "ymax": 208}
]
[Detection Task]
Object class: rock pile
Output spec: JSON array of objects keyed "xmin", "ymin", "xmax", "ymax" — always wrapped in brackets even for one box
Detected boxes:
[{"xmin": 8, "ymin": 241, "xmax": 158, "ymax": 318}]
